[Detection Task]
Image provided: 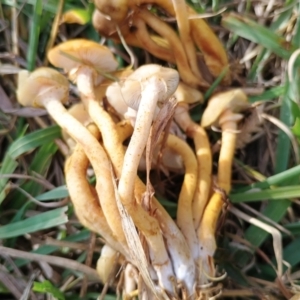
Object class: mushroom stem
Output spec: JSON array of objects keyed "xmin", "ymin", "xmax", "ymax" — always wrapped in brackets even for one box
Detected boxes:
[
  {"xmin": 174, "ymin": 105, "xmax": 212, "ymax": 230},
  {"xmin": 132, "ymin": 16, "xmax": 175, "ymax": 63},
  {"xmin": 98, "ymin": 111, "xmax": 195, "ymax": 295},
  {"xmin": 170, "ymin": 0, "xmax": 201, "ymax": 79},
  {"xmin": 45, "ymin": 98, "xmax": 127, "ymax": 248},
  {"xmin": 65, "ymin": 124, "xmax": 128, "ymax": 258},
  {"xmin": 166, "ymin": 134, "xmax": 198, "ymax": 258},
  {"xmin": 118, "ymin": 76, "xmax": 175, "ymax": 292},
  {"xmin": 197, "ymin": 109, "xmax": 244, "ymax": 283},
  {"xmin": 137, "ymin": 9, "xmax": 207, "ymax": 88}
]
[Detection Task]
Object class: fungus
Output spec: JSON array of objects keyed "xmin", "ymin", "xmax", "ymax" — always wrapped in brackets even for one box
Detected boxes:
[
  {"xmin": 170, "ymin": 0, "xmax": 201, "ymax": 79},
  {"xmin": 17, "ymin": 67, "xmax": 127, "ymax": 249},
  {"xmin": 197, "ymin": 89, "xmax": 249, "ymax": 281},
  {"xmin": 93, "ymin": 0, "xmax": 129, "ymax": 23},
  {"xmin": 136, "ymin": 9, "xmax": 207, "ymax": 88},
  {"xmin": 64, "ymin": 124, "xmax": 128, "ymax": 257},
  {"xmin": 112, "ymin": 64, "xmax": 180, "ymax": 292},
  {"xmin": 173, "ymin": 84, "xmax": 212, "ymax": 230},
  {"xmin": 131, "ymin": 0, "xmax": 231, "ymax": 83},
  {"xmin": 106, "ymin": 76, "xmax": 195, "ymax": 295},
  {"xmin": 61, "ymin": 102, "xmax": 92, "ymax": 151}
]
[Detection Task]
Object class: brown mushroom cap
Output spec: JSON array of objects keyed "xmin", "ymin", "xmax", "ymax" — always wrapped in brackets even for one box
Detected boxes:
[
  {"xmin": 94, "ymin": 0, "xmax": 129, "ymax": 23},
  {"xmin": 92, "ymin": 9, "xmax": 118, "ymax": 37},
  {"xmin": 113, "ymin": 64, "xmax": 179, "ymax": 111},
  {"xmin": 47, "ymin": 39, "xmax": 118, "ymax": 85},
  {"xmin": 201, "ymin": 89, "xmax": 249, "ymax": 128},
  {"xmin": 17, "ymin": 67, "xmax": 69, "ymax": 108}
]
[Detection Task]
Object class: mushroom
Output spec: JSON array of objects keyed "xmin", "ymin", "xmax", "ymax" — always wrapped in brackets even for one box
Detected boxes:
[
  {"xmin": 17, "ymin": 67, "xmax": 127, "ymax": 250},
  {"xmin": 64, "ymin": 124, "xmax": 128, "ymax": 258},
  {"xmin": 47, "ymin": 39, "xmax": 118, "ymax": 96},
  {"xmin": 61, "ymin": 102, "xmax": 92, "ymax": 151},
  {"xmin": 131, "ymin": 0, "xmax": 231, "ymax": 83},
  {"xmin": 93, "ymin": 0, "xmax": 130, "ymax": 23},
  {"xmin": 173, "ymin": 83, "xmax": 212, "ymax": 230},
  {"xmin": 112, "ymin": 64, "xmax": 180, "ymax": 292},
  {"xmin": 197, "ymin": 89, "xmax": 249, "ymax": 282},
  {"xmin": 136, "ymin": 8, "xmax": 208, "ymax": 88},
  {"xmin": 169, "ymin": 0, "xmax": 201, "ymax": 80},
  {"xmin": 106, "ymin": 74, "xmax": 196, "ymax": 295}
]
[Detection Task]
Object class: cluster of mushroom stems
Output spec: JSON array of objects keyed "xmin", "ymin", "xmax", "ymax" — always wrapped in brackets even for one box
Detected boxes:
[{"xmin": 16, "ymin": 1, "xmax": 250, "ymax": 299}]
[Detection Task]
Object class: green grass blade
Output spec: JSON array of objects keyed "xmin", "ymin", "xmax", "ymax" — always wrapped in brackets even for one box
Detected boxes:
[
  {"xmin": 36, "ymin": 185, "xmax": 68, "ymax": 201},
  {"xmin": 0, "ymin": 126, "xmax": 61, "ymax": 205},
  {"xmin": 231, "ymin": 185, "xmax": 300, "ymax": 202},
  {"xmin": 26, "ymin": 0, "xmax": 43, "ymax": 71},
  {"xmin": 222, "ymin": 13, "xmax": 293, "ymax": 59},
  {"xmin": 8, "ymin": 125, "xmax": 61, "ymax": 159},
  {"xmin": 0, "ymin": 206, "xmax": 68, "ymax": 239},
  {"xmin": 237, "ymin": 79, "xmax": 295, "ymax": 266}
]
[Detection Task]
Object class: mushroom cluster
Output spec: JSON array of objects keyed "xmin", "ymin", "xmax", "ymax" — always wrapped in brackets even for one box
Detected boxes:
[
  {"xmin": 15, "ymin": 3, "xmax": 251, "ymax": 299},
  {"xmin": 92, "ymin": 0, "xmax": 231, "ymax": 88}
]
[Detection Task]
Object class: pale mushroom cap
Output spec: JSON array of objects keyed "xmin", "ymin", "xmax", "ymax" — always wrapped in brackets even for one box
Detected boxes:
[
  {"xmin": 116, "ymin": 64, "xmax": 179, "ymax": 111},
  {"xmin": 17, "ymin": 67, "xmax": 69, "ymax": 108},
  {"xmin": 201, "ymin": 89, "xmax": 249, "ymax": 128},
  {"xmin": 174, "ymin": 82, "xmax": 203, "ymax": 104},
  {"xmin": 98, "ymin": 69, "xmax": 134, "ymax": 118},
  {"xmin": 47, "ymin": 39, "xmax": 118, "ymax": 84}
]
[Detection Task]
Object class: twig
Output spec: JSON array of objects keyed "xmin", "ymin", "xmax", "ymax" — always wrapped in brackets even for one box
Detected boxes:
[{"xmin": 0, "ymin": 246, "xmax": 100, "ymax": 280}]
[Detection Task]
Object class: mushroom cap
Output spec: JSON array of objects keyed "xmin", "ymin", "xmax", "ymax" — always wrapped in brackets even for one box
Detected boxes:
[
  {"xmin": 92, "ymin": 9, "xmax": 118, "ymax": 37},
  {"xmin": 201, "ymin": 89, "xmax": 249, "ymax": 128},
  {"xmin": 94, "ymin": 0, "xmax": 129, "ymax": 23},
  {"xmin": 174, "ymin": 81, "xmax": 203, "ymax": 104},
  {"xmin": 17, "ymin": 67, "xmax": 69, "ymax": 108},
  {"xmin": 47, "ymin": 39, "xmax": 118, "ymax": 84},
  {"xmin": 115, "ymin": 64, "xmax": 179, "ymax": 111}
]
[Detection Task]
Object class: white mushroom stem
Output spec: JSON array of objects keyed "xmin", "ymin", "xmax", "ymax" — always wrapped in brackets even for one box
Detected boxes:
[{"xmin": 118, "ymin": 76, "xmax": 175, "ymax": 292}]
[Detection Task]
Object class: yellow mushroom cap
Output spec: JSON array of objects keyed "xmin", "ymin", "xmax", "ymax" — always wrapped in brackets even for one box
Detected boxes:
[
  {"xmin": 201, "ymin": 89, "xmax": 249, "ymax": 128},
  {"xmin": 174, "ymin": 81, "xmax": 203, "ymax": 104},
  {"xmin": 16, "ymin": 67, "xmax": 69, "ymax": 108},
  {"xmin": 47, "ymin": 39, "xmax": 118, "ymax": 85},
  {"xmin": 116, "ymin": 64, "xmax": 179, "ymax": 110}
]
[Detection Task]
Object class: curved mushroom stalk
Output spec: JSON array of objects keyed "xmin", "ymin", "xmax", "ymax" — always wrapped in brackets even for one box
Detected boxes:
[
  {"xmin": 64, "ymin": 123, "xmax": 129, "ymax": 258},
  {"xmin": 131, "ymin": 0, "xmax": 231, "ymax": 83},
  {"xmin": 115, "ymin": 64, "xmax": 179, "ymax": 293},
  {"xmin": 61, "ymin": 103, "xmax": 92, "ymax": 152},
  {"xmin": 198, "ymin": 89, "xmax": 249, "ymax": 283},
  {"xmin": 101, "ymin": 91, "xmax": 196, "ymax": 296},
  {"xmin": 135, "ymin": 8, "xmax": 207, "ymax": 88},
  {"xmin": 17, "ymin": 67, "xmax": 127, "ymax": 251},
  {"xmin": 47, "ymin": 40, "xmax": 129, "ymax": 248},
  {"xmin": 173, "ymin": 84, "xmax": 212, "ymax": 230}
]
